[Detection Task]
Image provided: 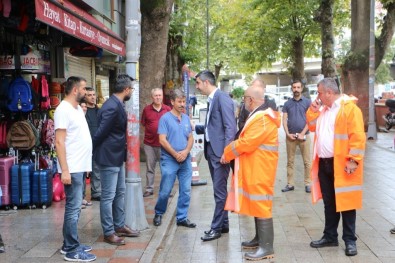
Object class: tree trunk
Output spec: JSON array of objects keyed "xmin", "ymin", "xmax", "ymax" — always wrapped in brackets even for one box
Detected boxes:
[
  {"xmin": 291, "ymin": 36, "xmax": 309, "ymax": 97},
  {"xmin": 140, "ymin": 0, "xmax": 174, "ymax": 141},
  {"xmin": 375, "ymin": 2, "xmax": 395, "ymax": 69},
  {"xmin": 317, "ymin": 0, "xmax": 336, "ymax": 77},
  {"xmin": 165, "ymin": 34, "xmax": 184, "ymax": 90},
  {"xmin": 291, "ymin": 36, "xmax": 305, "ymax": 81},
  {"xmin": 342, "ymin": 0, "xmax": 370, "ymax": 129}
]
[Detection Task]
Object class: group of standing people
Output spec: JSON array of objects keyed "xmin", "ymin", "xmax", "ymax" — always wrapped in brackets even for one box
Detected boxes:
[
  {"xmin": 147, "ymin": 69, "xmax": 366, "ymax": 261},
  {"xmin": 52, "ymin": 70, "xmax": 366, "ymax": 262},
  {"xmin": 55, "ymin": 75, "xmax": 140, "ymax": 262}
]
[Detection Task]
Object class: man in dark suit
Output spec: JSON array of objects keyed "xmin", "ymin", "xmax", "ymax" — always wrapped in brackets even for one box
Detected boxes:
[
  {"xmin": 93, "ymin": 74, "xmax": 140, "ymax": 246},
  {"xmin": 194, "ymin": 70, "xmax": 237, "ymax": 241}
]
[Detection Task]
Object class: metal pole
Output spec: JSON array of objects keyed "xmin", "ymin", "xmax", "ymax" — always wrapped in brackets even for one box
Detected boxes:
[
  {"xmin": 367, "ymin": 0, "xmax": 377, "ymax": 140},
  {"xmin": 206, "ymin": 0, "xmax": 209, "ymax": 69},
  {"xmin": 124, "ymin": 0, "xmax": 148, "ymax": 230}
]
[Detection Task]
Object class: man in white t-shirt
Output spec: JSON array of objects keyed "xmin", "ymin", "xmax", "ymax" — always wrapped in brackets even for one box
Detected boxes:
[{"xmin": 54, "ymin": 76, "xmax": 96, "ymax": 262}]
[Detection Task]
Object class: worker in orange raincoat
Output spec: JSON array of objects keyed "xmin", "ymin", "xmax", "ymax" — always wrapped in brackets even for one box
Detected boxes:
[
  {"xmin": 306, "ymin": 78, "xmax": 366, "ymax": 257},
  {"xmin": 221, "ymin": 79, "xmax": 280, "ymax": 261}
]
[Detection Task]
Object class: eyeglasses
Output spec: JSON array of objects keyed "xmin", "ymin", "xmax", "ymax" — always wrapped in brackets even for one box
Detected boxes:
[
  {"xmin": 242, "ymin": 96, "xmax": 251, "ymax": 101},
  {"xmin": 128, "ymin": 87, "xmax": 135, "ymax": 91}
]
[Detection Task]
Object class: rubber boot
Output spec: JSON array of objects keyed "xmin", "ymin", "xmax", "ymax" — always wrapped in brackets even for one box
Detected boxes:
[
  {"xmin": 245, "ymin": 218, "xmax": 274, "ymax": 261},
  {"xmin": 0, "ymin": 234, "xmax": 5, "ymax": 253},
  {"xmin": 241, "ymin": 217, "xmax": 259, "ymax": 249}
]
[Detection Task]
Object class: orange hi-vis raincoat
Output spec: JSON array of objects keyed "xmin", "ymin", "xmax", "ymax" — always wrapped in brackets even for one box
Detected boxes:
[
  {"xmin": 306, "ymin": 94, "xmax": 366, "ymax": 212},
  {"xmin": 223, "ymin": 108, "xmax": 281, "ymax": 218}
]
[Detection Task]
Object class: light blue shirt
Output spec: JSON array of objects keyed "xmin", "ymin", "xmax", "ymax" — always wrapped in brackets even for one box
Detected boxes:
[{"xmin": 158, "ymin": 111, "xmax": 192, "ymax": 159}]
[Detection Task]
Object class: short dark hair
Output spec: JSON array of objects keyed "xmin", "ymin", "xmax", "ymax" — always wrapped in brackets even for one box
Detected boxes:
[
  {"xmin": 86, "ymin": 87, "xmax": 94, "ymax": 91},
  {"xmin": 170, "ymin": 89, "xmax": 186, "ymax": 101},
  {"xmin": 65, "ymin": 76, "xmax": 86, "ymax": 95},
  {"xmin": 195, "ymin": 70, "xmax": 216, "ymax": 86},
  {"xmin": 291, "ymin": 79, "xmax": 303, "ymax": 88},
  {"xmin": 113, "ymin": 74, "xmax": 134, "ymax": 93}
]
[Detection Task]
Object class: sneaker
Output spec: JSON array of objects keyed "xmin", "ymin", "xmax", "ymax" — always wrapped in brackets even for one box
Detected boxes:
[
  {"xmin": 281, "ymin": 185, "xmax": 295, "ymax": 192},
  {"xmin": 61, "ymin": 244, "xmax": 92, "ymax": 255},
  {"xmin": 64, "ymin": 250, "xmax": 96, "ymax": 262}
]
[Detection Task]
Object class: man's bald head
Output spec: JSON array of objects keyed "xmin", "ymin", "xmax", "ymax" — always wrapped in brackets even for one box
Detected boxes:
[{"xmin": 244, "ymin": 78, "xmax": 266, "ymax": 111}]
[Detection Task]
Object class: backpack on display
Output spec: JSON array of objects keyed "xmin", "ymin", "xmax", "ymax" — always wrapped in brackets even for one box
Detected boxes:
[
  {"xmin": 0, "ymin": 76, "xmax": 10, "ymax": 109},
  {"xmin": 41, "ymin": 119, "xmax": 55, "ymax": 147},
  {"xmin": 6, "ymin": 120, "xmax": 36, "ymax": 150},
  {"xmin": 40, "ymin": 76, "xmax": 50, "ymax": 110},
  {"xmin": 7, "ymin": 77, "xmax": 33, "ymax": 112}
]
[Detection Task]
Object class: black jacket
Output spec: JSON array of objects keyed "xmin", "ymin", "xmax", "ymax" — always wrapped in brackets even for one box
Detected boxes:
[{"xmin": 93, "ymin": 95, "xmax": 127, "ymax": 167}]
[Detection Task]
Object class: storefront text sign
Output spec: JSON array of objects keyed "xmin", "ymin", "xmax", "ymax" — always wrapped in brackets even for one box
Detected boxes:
[
  {"xmin": 0, "ymin": 56, "xmax": 15, "ymax": 70},
  {"xmin": 35, "ymin": 0, "xmax": 125, "ymax": 56},
  {"xmin": 21, "ymin": 53, "xmax": 40, "ymax": 70}
]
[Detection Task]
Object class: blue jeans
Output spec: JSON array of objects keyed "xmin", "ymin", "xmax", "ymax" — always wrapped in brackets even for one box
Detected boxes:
[
  {"xmin": 63, "ymin": 172, "xmax": 84, "ymax": 252},
  {"xmin": 99, "ymin": 164, "xmax": 126, "ymax": 236},
  {"xmin": 155, "ymin": 155, "xmax": 192, "ymax": 222}
]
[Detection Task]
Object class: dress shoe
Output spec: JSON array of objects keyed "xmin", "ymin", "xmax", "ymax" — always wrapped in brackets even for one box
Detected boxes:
[
  {"xmin": 390, "ymin": 227, "xmax": 395, "ymax": 234},
  {"xmin": 177, "ymin": 219, "xmax": 196, "ymax": 228},
  {"xmin": 305, "ymin": 185, "xmax": 311, "ymax": 193},
  {"xmin": 153, "ymin": 214, "xmax": 162, "ymax": 226},
  {"xmin": 201, "ymin": 229, "xmax": 221, "ymax": 241},
  {"xmin": 115, "ymin": 225, "xmax": 140, "ymax": 237},
  {"xmin": 104, "ymin": 234, "xmax": 125, "ymax": 246},
  {"xmin": 143, "ymin": 191, "xmax": 153, "ymax": 197},
  {"xmin": 281, "ymin": 185, "xmax": 294, "ymax": 192},
  {"xmin": 310, "ymin": 237, "xmax": 339, "ymax": 248},
  {"xmin": 345, "ymin": 243, "xmax": 357, "ymax": 256},
  {"xmin": 204, "ymin": 228, "xmax": 229, "ymax": 234}
]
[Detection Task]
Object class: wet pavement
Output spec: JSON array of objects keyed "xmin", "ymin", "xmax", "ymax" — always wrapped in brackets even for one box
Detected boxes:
[{"xmin": 1, "ymin": 128, "xmax": 395, "ymax": 263}]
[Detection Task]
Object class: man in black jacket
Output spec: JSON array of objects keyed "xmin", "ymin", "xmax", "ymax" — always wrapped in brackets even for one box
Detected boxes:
[{"xmin": 93, "ymin": 74, "xmax": 140, "ymax": 246}]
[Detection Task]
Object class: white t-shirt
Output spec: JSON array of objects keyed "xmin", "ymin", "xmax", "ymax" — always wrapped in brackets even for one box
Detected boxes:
[{"xmin": 54, "ymin": 100, "xmax": 92, "ymax": 173}]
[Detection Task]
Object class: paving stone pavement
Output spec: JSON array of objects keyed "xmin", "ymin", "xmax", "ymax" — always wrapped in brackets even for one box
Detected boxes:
[{"xmin": 1, "ymin": 129, "xmax": 395, "ymax": 263}]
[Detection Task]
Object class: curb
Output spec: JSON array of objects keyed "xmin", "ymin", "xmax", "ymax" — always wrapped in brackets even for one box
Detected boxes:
[
  {"xmin": 139, "ymin": 190, "xmax": 179, "ymax": 263},
  {"xmin": 140, "ymin": 151, "xmax": 204, "ymax": 263}
]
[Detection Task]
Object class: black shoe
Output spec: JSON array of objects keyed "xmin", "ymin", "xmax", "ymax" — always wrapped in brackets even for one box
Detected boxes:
[
  {"xmin": 310, "ymin": 237, "xmax": 339, "ymax": 248},
  {"xmin": 153, "ymin": 214, "xmax": 162, "ymax": 226},
  {"xmin": 281, "ymin": 185, "xmax": 294, "ymax": 192},
  {"xmin": 143, "ymin": 191, "xmax": 153, "ymax": 197},
  {"xmin": 345, "ymin": 243, "xmax": 357, "ymax": 256},
  {"xmin": 204, "ymin": 228, "xmax": 229, "ymax": 234},
  {"xmin": 201, "ymin": 229, "xmax": 221, "ymax": 242},
  {"xmin": 305, "ymin": 185, "xmax": 311, "ymax": 193},
  {"xmin": 176, "ymin": 219, "xmax": 196, "ymax": 228}
]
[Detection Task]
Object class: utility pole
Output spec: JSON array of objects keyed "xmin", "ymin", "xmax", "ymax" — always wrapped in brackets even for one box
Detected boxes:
[
  {"xmin": 367, "ymin": 0, "xmax": 377, "ymax": 140},
  {"xmin": 124, "ymin": 0, "xmax": 148, "ymax": 230}
]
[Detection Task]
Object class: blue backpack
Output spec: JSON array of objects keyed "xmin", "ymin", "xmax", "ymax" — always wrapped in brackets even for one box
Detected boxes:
[{"xmin": 7, "ymin": 77, "xmax": 33, "ymax": 112}]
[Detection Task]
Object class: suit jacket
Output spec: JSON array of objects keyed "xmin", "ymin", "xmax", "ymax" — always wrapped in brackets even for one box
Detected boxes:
[
  {"xmin": 93, "ymin": 95, "xmax": 127, "ymax": 167},
  {"xmin": 195, "ymin": 90, "xmax": 236, "ymax": 159}
]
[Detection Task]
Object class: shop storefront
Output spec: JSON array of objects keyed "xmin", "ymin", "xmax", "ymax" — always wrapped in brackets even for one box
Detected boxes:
[{"xmin": 0, "ymin": 0, "xmax": 125, "ymax": 209}]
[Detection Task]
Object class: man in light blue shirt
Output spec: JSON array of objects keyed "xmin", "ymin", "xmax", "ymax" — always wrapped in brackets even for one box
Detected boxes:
[{"xmin": 153, "ymin": 89, "xmax": 196, "ymax": 228}]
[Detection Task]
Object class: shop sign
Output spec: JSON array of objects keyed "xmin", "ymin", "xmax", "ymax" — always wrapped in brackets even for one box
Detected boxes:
[
  {"xmin": 21, "ymin": 54, "xmax": 40, "ymax": 70},
  {"xmin": 0, "ymin": 56, "xmax": 15, "ymax": 70},
  {"xmin": 35, "ymin": 0, "xmax": 126, "ymax": 56}
]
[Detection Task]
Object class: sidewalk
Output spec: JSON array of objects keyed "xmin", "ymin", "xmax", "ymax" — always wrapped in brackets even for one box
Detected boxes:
[
  {"xmin": 152, "ymin": 130, "xmax": 395, "ymax": 263},
  {"xmin": 1, "ymin": 129, "xmax": 395, "ymax": 262}
]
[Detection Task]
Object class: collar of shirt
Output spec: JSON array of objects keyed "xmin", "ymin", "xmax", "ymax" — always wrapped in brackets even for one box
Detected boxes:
[{"xmin": 207, "ymin": 88, "xmax": 218, "ymax": 103}]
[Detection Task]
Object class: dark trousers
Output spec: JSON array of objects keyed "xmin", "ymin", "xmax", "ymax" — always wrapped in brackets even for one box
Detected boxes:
[
  {"xmin": 318, "ymin": 158, "xmax": 357, "ymax": 244},
  {"xmin": 207, "ymin": 143, "xmax": 230, "ymax": 231}
]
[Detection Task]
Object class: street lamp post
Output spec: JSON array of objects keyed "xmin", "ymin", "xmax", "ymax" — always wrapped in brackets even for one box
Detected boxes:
[
  {"xmin": 367, "ymin": 0, "xmax": 377, "ymax": 140},
  {"xmin": 206, "ymin": 0, "xmax": 209, "ymax": 69}
]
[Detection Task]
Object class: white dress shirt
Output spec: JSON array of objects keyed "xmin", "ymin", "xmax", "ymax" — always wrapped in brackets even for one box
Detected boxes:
[{"xmin": 316, "ymin": 97, "xmax": 342, "ymax": 158}]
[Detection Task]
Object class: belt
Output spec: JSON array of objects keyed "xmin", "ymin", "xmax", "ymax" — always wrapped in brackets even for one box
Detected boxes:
[{"xmin": 319, "ymin": 157, "xmax": 334, "ymax": 164}]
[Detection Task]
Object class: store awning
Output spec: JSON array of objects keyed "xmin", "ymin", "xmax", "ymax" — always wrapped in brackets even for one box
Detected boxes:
[{"xmin": 35, "ymin": 0, "xmax": 125, "ymax": 56}]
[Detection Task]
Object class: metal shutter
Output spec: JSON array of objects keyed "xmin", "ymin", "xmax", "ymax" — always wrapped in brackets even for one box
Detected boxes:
[{"xmin": 65, "ymin": 54, "xmax": 94, "ymax": 88}]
